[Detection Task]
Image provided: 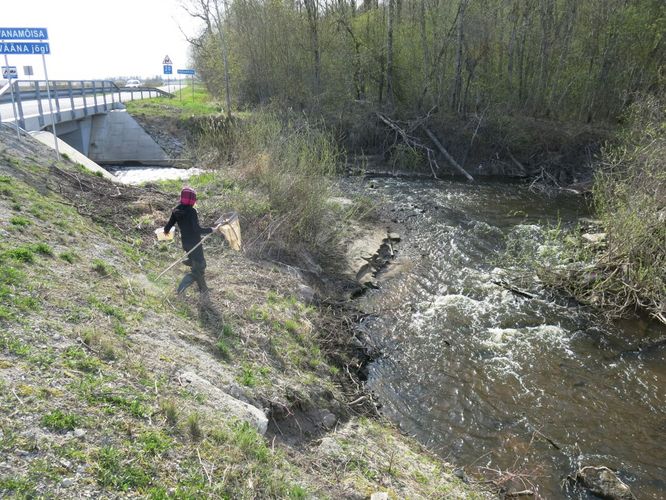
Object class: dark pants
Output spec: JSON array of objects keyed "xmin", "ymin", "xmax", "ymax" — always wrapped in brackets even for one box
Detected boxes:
[{"xmin": 177, "ymin": 247, "xmax": 208, "ymax": 293}]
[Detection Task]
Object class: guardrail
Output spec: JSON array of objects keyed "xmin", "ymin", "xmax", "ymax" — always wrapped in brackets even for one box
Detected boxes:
[{"xmin": 0, "ymin": 80, "xmax": 173, "ymax": 130}]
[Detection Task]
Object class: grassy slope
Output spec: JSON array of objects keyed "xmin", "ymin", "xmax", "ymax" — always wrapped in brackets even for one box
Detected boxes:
[{"xmin": 0, "ymin": 126, "xmax": 489, "ymax": 498}]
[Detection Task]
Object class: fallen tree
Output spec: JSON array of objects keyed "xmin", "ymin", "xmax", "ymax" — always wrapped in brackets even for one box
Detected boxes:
[{"xmin": 375, "ymin": 111, "xmax": 474, "ymax": 181}]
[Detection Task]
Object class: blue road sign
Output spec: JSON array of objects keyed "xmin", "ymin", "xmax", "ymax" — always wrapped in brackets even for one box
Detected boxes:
[
  {"xmin": 177, "ymin": 69, "xmax": 195, "ymax": 75},
  {"xmin": 0, "ymin": 42, "xmax": 50, "ymax": 55},
  {"xmin": 163, "ymin": 65, "xmax": 172, "ymax": 75},
  {"xmin": 0, "ymin": 27, "xmax": 48, "ymax": 40},
  {"xmin": 2, "ymin": 66, "xmax": 18, "ymax": 79}
]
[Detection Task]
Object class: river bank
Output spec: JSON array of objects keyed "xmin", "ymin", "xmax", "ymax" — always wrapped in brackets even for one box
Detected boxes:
[
  {"xmin": 0, "ymin": 123, "xmax": 495, "ymax": 497},
  {"xmin": 128, "ymin": 106, "xmax": 661, "ymax": 499}
]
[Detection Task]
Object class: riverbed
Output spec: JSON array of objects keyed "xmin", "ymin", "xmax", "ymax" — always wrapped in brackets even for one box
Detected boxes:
[{"xmin": 351, "ymin": 176, "xmax": 666, "ymax": 499}]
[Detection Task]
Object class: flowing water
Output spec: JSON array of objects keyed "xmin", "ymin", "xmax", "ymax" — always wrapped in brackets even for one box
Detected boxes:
[
  {"xmin": 105, "ymin": 165, "xmax": 203, "ymax": 185},
  {"xmin": 353, "ymin": 177, "xmax": 666, "ymax": 499}
]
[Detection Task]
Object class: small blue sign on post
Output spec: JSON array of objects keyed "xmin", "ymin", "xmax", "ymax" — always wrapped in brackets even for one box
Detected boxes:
[
  {"xmin": 163, "ymin": 65, "xmax": 172, "ymax": 75},
  {"xmin": 177, "ymin": 69, "xmax": 195, "ymax": 75},
  {"xmin": 0, "ymin": 27, "xmax": 48, "ymax": 40},
  {"xmin": 2, "ymin": 66, "xmax": 17, "ymax": 79},
  {"xmin": 0, "ymin": 42, "xmax": 50, "ymax": 55}
]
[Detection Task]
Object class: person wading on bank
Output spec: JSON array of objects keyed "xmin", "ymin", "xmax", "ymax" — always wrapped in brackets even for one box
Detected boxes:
[{"xmin": 164, "ymin": 187, "xmax": 218, "ymax": 294}]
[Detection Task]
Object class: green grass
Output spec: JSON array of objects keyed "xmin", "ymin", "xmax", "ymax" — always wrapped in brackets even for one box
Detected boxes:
[
  {"xmin": 0, "ymin": 334, "xmax": 32, "ymax": 356},
  {"xmin": 63, "ymin": 346, "xmax": 103, "ymax": 373},
  {"xmin": 94, "ymin": 446, "xmax": 151, "ymax": 491},
  {"xmin": 4, "ymin": 246, "xmax": 35, "ymax": 263},
  {"xmin": 159, "ymin": 400, "xmax": 178, "ymax": 427},
  {"xmin": 0, "ymin": 476, "xmax": 35, "ymax": 496},
  {"xmin": 32, "ymin": 242, "xmax": 53, "ymax": 256},
  {"xmin": 9, "ymin": 215, "xmax": 31, "ymax": 227},
  {"xmin": 138, "ymin": 430, "xmax": 172, "ymax": 456},
  {"xmin": 88, "ymin": 295, "xmax": 126, "ymax": 321},
  {"xmin": 125, "ymin": 85, "xmax": 221, "ymax": 117},
  {"xmin": 59, "ymin": 250, "xmax": 78, "ymax": 263},
  {"xmin": 187, "ymin": 412, "xmax": 202, "ymax": 441},
  {"xmin": 91, "ymin": 259, "xmax": 115, "ymax": 277},
  {"xmin": 216, "ymin": 338, "xmax": 231, "ymax": 360},
  {"xmin": 41, "ymin": 410, "xmax": 82, "ymax": 432}
]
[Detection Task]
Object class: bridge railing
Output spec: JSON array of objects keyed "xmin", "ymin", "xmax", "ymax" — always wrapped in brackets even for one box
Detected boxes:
[{"xmin": 0, "ymin": 80, "xmax": 173, "ymax": 130}]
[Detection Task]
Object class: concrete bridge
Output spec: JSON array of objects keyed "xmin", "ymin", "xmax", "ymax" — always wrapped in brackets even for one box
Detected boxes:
[{"xmin": 0, "ymin": 79, "xmax": 175, "ymax": 168}]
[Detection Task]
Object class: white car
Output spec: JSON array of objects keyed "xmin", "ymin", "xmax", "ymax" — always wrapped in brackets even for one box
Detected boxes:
[{"xmin": 125, "ymin": 79, "xmax": 142, "ymax": 88}]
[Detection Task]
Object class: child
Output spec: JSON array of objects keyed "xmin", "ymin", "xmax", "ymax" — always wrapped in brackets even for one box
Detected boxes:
[{"xmin": 164, "ymin": 187, "xmax": 217, "ymax": 294}]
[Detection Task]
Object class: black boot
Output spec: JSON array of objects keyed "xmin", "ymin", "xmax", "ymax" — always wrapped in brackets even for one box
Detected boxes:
[{"xmin": 177, "ymin": 273, "xmax": 195, "ymax": 294}]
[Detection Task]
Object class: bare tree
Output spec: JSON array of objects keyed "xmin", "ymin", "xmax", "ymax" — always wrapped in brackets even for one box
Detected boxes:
[
  {"xmin": 181, "ymin": 0, "xmax": 232, "ymax": 117},
  {"xmin": 303, "ymin": 0, "xmax": 322, "ymax": 97}
]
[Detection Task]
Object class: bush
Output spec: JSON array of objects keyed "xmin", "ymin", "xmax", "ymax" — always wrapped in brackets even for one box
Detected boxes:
[
  {"xmin": 545, "ymin": 95, "xmax": 665, "ymax": 323},
  {"xmin": 200, "ymin": 111, "xmax": 342, "ymax": 255}
]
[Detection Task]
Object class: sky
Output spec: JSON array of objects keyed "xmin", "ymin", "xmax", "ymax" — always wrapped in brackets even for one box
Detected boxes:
[{"xmin": 1, "ymin": 0, "xmax": 204, "ymax": 81}]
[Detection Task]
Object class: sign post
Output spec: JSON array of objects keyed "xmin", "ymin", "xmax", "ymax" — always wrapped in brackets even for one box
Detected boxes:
[
  {"xmin": 2, "ymin": 57, "xmax": 20, "ymax": 139},
  {"xmin": 41, "ymin": 49, "xmax": 59, "ymax": 160},
  {"xmin": 0, "ymin": 27, "xmax": 57, "ymax": 158},
  {"xmin": 177, "ymin": 69, "xmax": 195, "ymax": 101},
  {"xmin": 162, "ymin": 55, "xmax": 172, "ymax": 93}
]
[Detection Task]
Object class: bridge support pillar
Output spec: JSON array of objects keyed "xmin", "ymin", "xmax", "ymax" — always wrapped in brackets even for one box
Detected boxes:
[{"xmin": 57, "ymin": 116, "xmax": 93, "ymax": 157}]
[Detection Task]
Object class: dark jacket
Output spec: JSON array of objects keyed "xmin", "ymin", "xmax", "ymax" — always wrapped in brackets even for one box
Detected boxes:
[{"xmin": 164, "ymin": 204, "xmax": 213, "ymax": 252}]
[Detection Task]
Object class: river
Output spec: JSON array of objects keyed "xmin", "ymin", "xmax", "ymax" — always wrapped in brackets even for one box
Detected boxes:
[
  {"xmin": 105, "ymin": 165, "xmax": 203, "ymax": 185},
  {"xmin": 351, "ymin": 176, "xmax": 666, "ymax": 499}
]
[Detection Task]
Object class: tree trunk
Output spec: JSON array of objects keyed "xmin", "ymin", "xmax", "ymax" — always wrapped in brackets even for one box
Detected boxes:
[
  {"xmin": 214, "ymin": 0, "xmax": 233, "ymax": 118},
  {"xmin": 385, "ymin": 0, "xmax": 395, "ymax": 109},
  {"xmin": 450, "ymin": 0, "xmax": 468, "ymax": 113},
  {"xmin": 418, "ymin": 0, "xmax": 430, "ymax": 110},
  {"xmin": 304, "ymin": 0, "xmax": 322, "ymax": 98}
]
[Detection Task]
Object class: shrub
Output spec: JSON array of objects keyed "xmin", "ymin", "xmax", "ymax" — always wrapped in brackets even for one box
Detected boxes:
[
  {"xmin": 543, "ymin": 95, "xmax": 665, "ymax": 323},
  {"xmin": 204, "ymin": 111, "xmax": 342, "ymax": 254}
]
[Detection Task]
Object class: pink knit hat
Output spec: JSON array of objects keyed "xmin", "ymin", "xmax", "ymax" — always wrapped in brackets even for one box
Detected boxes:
[{"xmin": 180, "ymin": 187, "xmax": 196, "ymax": 206}]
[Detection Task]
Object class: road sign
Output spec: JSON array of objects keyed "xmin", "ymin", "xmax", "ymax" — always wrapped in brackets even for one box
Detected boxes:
[
  {"xmin": 177, "ymin": 69, "xmax": 195, "ymax": 75},
  {"xmin": 162, "ymin": 55, "xmax": 172, "ymax": 65},
  {"xmin": 2, "ymin": 66, "xmax": 17, "ymax": 79},
  {"xmin": 23, "ymin": 65, "xmax": 33, "ymax": 76},
  {"xmin": 0, "ymin": 27, "xmax": 48, "ymax": 40},
  {"xmin": 163, "ymin": 65, "xmax": 172, "ymax": 75},
  {"xmin": 0, "ymin": 42, "xmax": 50, "ymax": 55}
]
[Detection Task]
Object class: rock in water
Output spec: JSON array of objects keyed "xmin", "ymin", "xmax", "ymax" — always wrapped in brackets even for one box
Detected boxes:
[{"xmin": 576, "ymin": 466, "xmax": 636, "ymax": 500}]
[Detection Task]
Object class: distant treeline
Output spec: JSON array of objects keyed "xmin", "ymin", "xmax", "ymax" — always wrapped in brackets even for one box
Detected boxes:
[{"xmin": 187, "ymin": 0, "xmax": 664, "ymax": 122}]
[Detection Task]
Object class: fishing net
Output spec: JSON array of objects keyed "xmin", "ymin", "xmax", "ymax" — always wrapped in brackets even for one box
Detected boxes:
[{"xmin": 216, "ymin": 212, "xmax": 242, "ymax": 251}]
